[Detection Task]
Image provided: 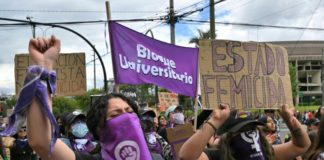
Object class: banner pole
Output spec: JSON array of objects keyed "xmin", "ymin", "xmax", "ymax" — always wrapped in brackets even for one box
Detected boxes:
[{"xmin": 193, "ymin": 96, "xmax": 198, "ymax": 131}]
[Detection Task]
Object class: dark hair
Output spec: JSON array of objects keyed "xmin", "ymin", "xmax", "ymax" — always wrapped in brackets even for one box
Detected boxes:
[
  {"xmin": 219, "ymin": 127, "xmax": 275, "ymax": 160},
  {"xmin": 86, "ymin": 93, "xmax": 139, "ymax": 140},
  {"xmin": 304, "ymin": 116, "xmax": 324, "ymax": 160},
  {"xmin": 158, "ymin": 115, "xmax": 167, "ymax": 126}
]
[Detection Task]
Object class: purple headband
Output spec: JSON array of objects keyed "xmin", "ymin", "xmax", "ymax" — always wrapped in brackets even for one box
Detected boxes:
[{"xmin": 0, "ymin": 65, "xmax": 59, "ymax": 153}]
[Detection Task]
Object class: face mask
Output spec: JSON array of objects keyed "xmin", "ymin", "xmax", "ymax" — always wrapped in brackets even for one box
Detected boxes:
[
  {"xmin": 71, "ymin": 122, "xmax": 89, "ymax": 138},
  {"xmin": 173, "ymin": 113, "xmax": 185, "ymax": 125},
  {"xmin": 100, "ymin": 113, "xmax": 151, "ymax": 160},
  {"xmin": 230, "ymin": 130, "xmax": 265, "ymax": 160}
]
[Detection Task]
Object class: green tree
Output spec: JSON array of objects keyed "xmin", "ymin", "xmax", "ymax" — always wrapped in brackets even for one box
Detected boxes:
[
  {"xmin": 52, "ymin": 97, "xmax": 79, "ymax": 116},
  {"xmin": 189, "ymin": 29, "xmax": 212, "ymax": 47},
  {"xmin": 289, "ymin": 63, "xmax": 298, "ymax": 105},
  {"xmin": 74, "ymin": 88, "xmax": 105, "ymax": 112}
]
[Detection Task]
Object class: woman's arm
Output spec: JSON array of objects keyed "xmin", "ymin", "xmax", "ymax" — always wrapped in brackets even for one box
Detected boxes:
[
  {"xmin": 273, "ymin": 104, "xmax": 311, "ymax": 160},
  {"xmin": 26, "ymin": 36, "xmax": 75, "ymax": 160},
  {"xmin": 178, "ymin": 104, "xmax": 230, "ymax": 160}
]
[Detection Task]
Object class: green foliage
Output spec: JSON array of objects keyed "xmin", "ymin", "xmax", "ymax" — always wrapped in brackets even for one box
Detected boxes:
[
  {"xmin": 295, "ymin": 105, "xmax": 320, "ymax": 112},
  {"xmin": 73, "ymin": 88, "xmax": 105, "ymax": 112},
  {"xmin": 189, "ymin": 29, "xmax": 212, "ymax": 47},
  {"xmin": 289, "ymin": 63, "xmax": 298, "ymax": 104},
  {"xmin": 52, "ymin": 96, "xmax": 79, "ymax": 116}
]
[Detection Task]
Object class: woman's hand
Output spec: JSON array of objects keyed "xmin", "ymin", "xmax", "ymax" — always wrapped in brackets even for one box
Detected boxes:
[
  {"xmin": 278, "ymin": 104, "xmax": 298, "ymax": 129},
  {"xmin": 28, "ymin": 35, "xmax": 60, "ymax": 70},
  {"xmin": 208, "ymin": 103, "xmax": 230, "ymax": 129}
]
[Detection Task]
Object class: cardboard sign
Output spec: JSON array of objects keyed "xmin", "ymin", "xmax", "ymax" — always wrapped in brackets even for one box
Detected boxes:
[
  {"xmin": 166, "ymin": 124, "xmax": 194, "ymax": 160},
  {"xmin": 15, "ymin": 53, "xmax": 87, "ymax": 96},
  {"xmin": 158, "ymin": 92, "xmax": 178, "ymax": 111},
  {"xmin": 199, "ymin": 40, "xmax": 293, "ymax": 109}
]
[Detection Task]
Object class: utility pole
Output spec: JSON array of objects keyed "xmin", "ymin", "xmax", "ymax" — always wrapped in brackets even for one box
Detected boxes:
[
  {"xmin": 169, "ymin": 0, "xmax": 176, "ymax": 44},
  {"xmin": 210, "ymin": 0, "xmax": 216, "ymax": 39},
  {"xmin": 93, "ymin": 49, "xmax": 96, "ymax": 89},
  {"xmin": 105, "ymin": 1, "xmax": 119, "ymax": 92},
  {"xmin": 105, "ymin": 1, "xmax": 111, "ymax": 21}
]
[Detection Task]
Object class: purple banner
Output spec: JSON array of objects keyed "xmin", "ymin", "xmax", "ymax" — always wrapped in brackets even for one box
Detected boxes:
[{"xmin": 109, "ymin": 21, "xmax": 198, "ymax": 97}]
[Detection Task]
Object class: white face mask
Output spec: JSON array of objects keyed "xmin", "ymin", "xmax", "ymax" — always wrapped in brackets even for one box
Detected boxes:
[{"xmin": 173, "ymin": 113, "xmax": 185, "ymax": 125}]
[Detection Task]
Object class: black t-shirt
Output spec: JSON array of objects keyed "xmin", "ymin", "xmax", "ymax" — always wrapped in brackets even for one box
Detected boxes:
[
  {"xmin": 203, "ymin": 148, "xmax": 221, "ymax": 160},
  {"xmin": 74, "ymin": 151, "xmax": 102, "ymax": 160},
  {"xmin": 10, "ymin": 139, "xmax": 36, "ymax": 160}
]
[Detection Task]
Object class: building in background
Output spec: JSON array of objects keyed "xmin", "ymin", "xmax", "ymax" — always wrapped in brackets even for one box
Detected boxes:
[{"xmin": 272, "ymin": 41, "xmax": 324, "ymax": 106}]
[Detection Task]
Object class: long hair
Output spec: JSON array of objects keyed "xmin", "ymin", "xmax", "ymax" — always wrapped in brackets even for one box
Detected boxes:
[
  {"xmin": 86, "ymin": 93, "xmax": 139, "ymax": 140},
  {"xmin": 304, "ymin": 116, "xmax": 324, "ymax": 160},
  {"xmin": 218, "ymin": 127, "xmax": 275, "ymax": 160}
]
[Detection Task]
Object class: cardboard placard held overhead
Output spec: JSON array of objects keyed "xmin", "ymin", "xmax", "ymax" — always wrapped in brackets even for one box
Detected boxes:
[
  {"xmin": 15, "ymin": 53, "xmax": 87, "ymax": 96},
  {"xmin": 158, "ymin": 92, "xmax": 179, "ymax": 111},
  {"xmin": 199, "ymin": 40, "xmax": 293, "ymax": 109},
  {"xmin": 166, "ymin": 124, "xmax": 194, "ymax": 160}
]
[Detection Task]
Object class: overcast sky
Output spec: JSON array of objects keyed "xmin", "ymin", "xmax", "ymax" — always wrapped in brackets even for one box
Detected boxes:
[{"xmin": 1, "ymin": 0, "xmax": 324, "ymax": 95}]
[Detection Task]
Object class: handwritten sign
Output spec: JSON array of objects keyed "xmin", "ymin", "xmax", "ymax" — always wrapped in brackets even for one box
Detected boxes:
[
  {"xmin": 15, "ymin": 53, "xmax": 86, "ymax": 96},
  {"xmin": 158, "ymin": 92, "xmax": 178, "ymax": 111},
  {"xmin": 199, "ymin": 40, "xmax": 293, "ymax": 109}
]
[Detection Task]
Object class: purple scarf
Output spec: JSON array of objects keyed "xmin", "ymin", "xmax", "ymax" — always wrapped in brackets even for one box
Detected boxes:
[
  {"xmin": 100, "ymin": 113, "xmax": 152, "ymax": 160},
  {"xmin": 230, "ymin": 130, "xmax": 265, "ymax": 160},
  {"xmin": 0, "ymin": 65, "xmax": 59, "ymax": 153}
]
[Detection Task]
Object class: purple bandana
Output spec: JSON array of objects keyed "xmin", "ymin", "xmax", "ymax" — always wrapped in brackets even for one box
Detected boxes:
[
  {"xmin": 230, "ymin": 130, "xmax": 265, "ymax": 160},
  {"xmin": 0, "ymin": 65, "xmax": 59, "ymax": 153},
  {"xmin": 100, "ymin": 113, "xmax": 152, "ymax": 160}
]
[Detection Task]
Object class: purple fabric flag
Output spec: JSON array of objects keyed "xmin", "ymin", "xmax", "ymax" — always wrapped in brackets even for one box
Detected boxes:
[{"xmin": 109, "ymin": 21, "xmax": 198, "ymax": 97}]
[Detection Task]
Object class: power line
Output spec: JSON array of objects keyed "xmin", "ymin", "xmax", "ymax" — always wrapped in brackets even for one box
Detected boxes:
[
  {"xmin": 177, "ymin": 0, "xmax": 205, "ymax": 12},
  {"xmin": 180, "ymin": 19, "xmax": 324, "ymax": 31},
  {"xmin": 0, "ymin": 9, "xmax": 165, "ymax": 13},
  {"xmin": 247, "ymin": 1, "xmax": 305, "ymax": 23},
  {"xmin": 291, "ymin": 0, "xmax": 323, "ymax": 54},
  {"xmin": 3, "ymin": 17, "xmax": 324, "ymax": 32},
  {"xmin": 216, "ymin": 0, "xmax": 255, "ymax": 14},
  {"xmin": 176, "ymin": 0, "xmax": 226, "ymax": 19},
  {"xmin": 86, "ymin": 52, "xmax": 110, "ymax": 64}
]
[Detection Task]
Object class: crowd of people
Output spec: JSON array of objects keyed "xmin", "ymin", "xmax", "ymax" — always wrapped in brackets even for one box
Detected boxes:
[{"xmin": 1, "ymin": 36, "xmax": 324, "ymax": 160}]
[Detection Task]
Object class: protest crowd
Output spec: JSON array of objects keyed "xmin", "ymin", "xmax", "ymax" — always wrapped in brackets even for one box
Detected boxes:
[{"xmin": 2, "ymin": 23, "xmax": 324, "ymax": 160}]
